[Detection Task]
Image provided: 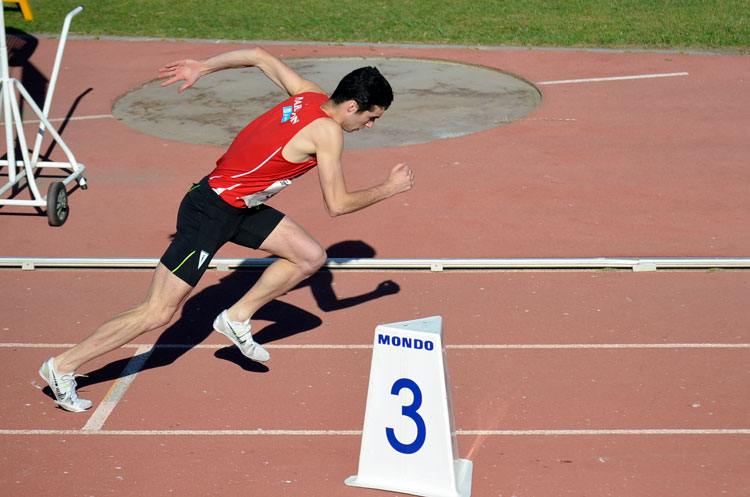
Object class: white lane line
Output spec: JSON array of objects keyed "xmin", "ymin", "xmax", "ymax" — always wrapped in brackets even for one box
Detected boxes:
[
  {"xmin": 1, "ymin": 428, "xmax": 748, "ymax": 436},
  {"xmin": 0, "ymin": 114, "xmax": 114, "ymax": 126},
  {"xmin": 457, "ymin": 429, "xmax": 750, "ymax": 436},
  {"xmin": 4, "ymin": 342, "xmax": 750, "ymax": 350},
  {"xmin": 448, "ymin": 343, "xmax": 750, "ymax": 349},
  {"xmin": 1, "ymin": 429, "xmax": 363, "ymax": 436},
  {"xmin": 537, "ymin": 72, "xmax": 689, "ymax": 85},
  {"xmin": 82, "ymin": 344, "xmax": 154, "ymax": 431},
  {"xmin": 1, "ymin": 343, "xmax": 371, "ymax": 349}
]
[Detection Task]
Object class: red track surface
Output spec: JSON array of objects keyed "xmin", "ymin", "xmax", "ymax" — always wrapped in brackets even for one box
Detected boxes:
[{"xmin": 1, "ymin": 37, "xmax": 749, "ymax": 497}]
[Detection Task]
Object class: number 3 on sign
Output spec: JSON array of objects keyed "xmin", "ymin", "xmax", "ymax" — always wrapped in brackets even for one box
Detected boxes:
[{"xmin": 386, "ymin": 378, "xmax": 426, "ymax": 454}]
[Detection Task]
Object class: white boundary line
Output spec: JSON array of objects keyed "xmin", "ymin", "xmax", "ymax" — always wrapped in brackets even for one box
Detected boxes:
[
  {"xmin": 9, "ymin": 342, "xmax": 747, "ymax": 434},
  {"xmin": 447, "ymin": 343, "xmax": 750, "ymax": 350},
  {"xmin": 3, "ymin": 342, "xmax": 750, "ymax": 350},
  {"xmin": 537, "ymin": 72, "xmax": 689, "ymax": 85},
  {"xmin": 1, "ymin": 428, "xmax": 748, "ymax": 436},
  {"xmin": 0, "ymin": 114, "xmax": 113, "ymax": 126},
  {"xmin": 459, "ymin": 429, "xmax": 750, "ymax": 436},
  {"xmin": 82, "ymin": 344, "xmax": 154, "ymax": 431}
]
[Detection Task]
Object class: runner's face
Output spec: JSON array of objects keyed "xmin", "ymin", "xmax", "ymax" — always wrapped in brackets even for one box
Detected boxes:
[{"xmin": 344, "ymin": 106, "xmax": 386, "ymax": 132}]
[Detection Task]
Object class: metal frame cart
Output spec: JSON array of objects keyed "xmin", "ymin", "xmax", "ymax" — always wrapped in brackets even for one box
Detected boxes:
[{"xmin": 1, "ymin": 6, "xmax": 86, "ymax": 226}]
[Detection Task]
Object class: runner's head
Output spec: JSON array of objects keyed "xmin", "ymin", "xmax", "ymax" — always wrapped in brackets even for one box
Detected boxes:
[{"xmin": 330, "ymin": 66, "xmax": 393, "ymax": 113}]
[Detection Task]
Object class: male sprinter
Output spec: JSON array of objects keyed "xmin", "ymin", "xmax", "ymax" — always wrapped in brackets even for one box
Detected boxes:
[{"xmin": 39, "ymin": 47, "xmax": 414, "ymax": 412}]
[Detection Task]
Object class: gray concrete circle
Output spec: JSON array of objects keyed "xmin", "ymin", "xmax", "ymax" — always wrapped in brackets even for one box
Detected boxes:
[{"xmin": 113, "ymin": 57, "xmax": 541, "ymax": 150}]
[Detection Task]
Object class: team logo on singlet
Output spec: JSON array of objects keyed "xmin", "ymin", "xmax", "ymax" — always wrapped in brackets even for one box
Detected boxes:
[
  {"xmin": 281, "ymin": 106, "xmax": 293, "ymax": 123},
  {"xmin": 280, "ymin": 96, "xmax": 305, "ymax": 124}
]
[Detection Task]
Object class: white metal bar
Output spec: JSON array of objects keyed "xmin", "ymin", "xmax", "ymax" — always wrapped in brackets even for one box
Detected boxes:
[
  {"xmin": 1, "ymin": 81, "xmax": 15, "ymax": 183},
  {"xmin": 1, "ymin": 257, "xmax": 748, "ymax": 270},
  {"xmin": 14, "ymin": 80, "xmax": 82, "ymax": 170},
  {"xmin": 0, "ymin": 6, "xmax": 87, "ymax": 212},
  {"xmin": 0, "ymin": 5, "xmax": 15, "ymax": 183},
  {"xmin": 7, "ymin": 80, "xmax": 44, "ymax": 201},
  {"xmin": 31, "ymin": 6, "xmax": 84, "ymax": 163},
  {"xmin": 31, "ymin": 161, "xmax": 86, "ymax": 168},
  {"xmin": 0, "ymin": 198, "xmax": 45, "ymax": 207},
  {"xmin": 639, "ymin": 257, "xmax": 750, "ymax": 268}
]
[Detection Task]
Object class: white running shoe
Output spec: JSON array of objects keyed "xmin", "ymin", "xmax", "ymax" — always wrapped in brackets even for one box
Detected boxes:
[
  {"xmin": 213, "ymin": 310, "xmax": 270, "ymax": 362},
  {"xmin": 38, "ymin": 358, "xmax": 92, "ymax": 412}
]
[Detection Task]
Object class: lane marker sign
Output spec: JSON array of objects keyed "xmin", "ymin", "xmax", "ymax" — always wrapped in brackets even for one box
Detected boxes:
[{"xmin": 346, "ymin": 316, "xmax": 472, "ymax": 497}]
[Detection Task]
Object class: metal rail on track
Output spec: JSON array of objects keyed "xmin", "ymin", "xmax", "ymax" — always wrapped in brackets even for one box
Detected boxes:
[{"xmin": 1, "ymin": 257, "xmax": 749, "ymax": 271}]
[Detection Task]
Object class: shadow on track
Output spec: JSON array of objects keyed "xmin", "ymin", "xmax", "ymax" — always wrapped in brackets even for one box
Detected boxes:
[{"xmin": 70, "ymin": 240, "xmax": 399, "ymax": 392}]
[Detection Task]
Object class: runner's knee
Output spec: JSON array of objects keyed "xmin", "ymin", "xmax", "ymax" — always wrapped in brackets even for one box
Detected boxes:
[
  {"xmin": 297, "ymin": 243, "xmax": 327, "ymax": 277},
  {"xmin": 138, "ymin": 301, "xmax": 180, "ymax": 330}
]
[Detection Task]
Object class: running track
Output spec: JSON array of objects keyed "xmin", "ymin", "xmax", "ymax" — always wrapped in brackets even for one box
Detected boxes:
[{"xmin": 1, "ymin": 37, "xmax": 749, "ymax": 497}]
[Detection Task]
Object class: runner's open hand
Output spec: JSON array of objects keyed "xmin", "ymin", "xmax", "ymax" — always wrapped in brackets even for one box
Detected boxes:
[{"xmin": 158, "ymin": 59, "xmax": 203, "ymax": 92}]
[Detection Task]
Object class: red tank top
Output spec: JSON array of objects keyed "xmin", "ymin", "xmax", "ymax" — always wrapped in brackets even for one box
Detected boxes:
[{"xmin": 208, "ymin": 92, "xmax": 330, "ymax": 208}]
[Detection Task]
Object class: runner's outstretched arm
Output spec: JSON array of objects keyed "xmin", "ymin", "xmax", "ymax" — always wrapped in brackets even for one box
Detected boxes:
[{"xmin": 157, "ymin": 47, "xmax": 324, "ymax": 96}]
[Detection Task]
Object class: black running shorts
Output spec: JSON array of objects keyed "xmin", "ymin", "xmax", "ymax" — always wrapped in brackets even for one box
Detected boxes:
[{"xmin": 160, "ymin": 177, "xmax": 285, "ymax": 287}]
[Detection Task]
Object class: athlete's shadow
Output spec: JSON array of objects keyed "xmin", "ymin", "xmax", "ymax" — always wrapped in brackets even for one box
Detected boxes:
[
  {"xmin": 295, "ymin": 240, "xmax": 400, "ymax": 314},
  {"xmin": 77, "ymin": 240, "xmax": 398, "ymax": 389}
]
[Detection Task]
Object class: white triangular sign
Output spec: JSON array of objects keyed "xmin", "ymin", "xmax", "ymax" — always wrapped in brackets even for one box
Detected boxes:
[{"xmin": 346, "ymin": 316, "xmax": 472, "ymax": 497}]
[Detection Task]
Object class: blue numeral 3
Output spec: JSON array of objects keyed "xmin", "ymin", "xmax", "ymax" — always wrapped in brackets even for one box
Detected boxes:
[{"xmin": 386, "ymin": 378, "xmax": 426, "ymax": 454}]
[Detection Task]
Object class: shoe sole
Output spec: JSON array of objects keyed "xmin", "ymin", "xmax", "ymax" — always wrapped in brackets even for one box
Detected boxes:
[{"xmin": 53, "ymin": 399, "xmax": 90, "ymax": 413}]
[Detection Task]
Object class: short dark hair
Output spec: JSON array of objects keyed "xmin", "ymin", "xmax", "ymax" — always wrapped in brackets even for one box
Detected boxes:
[{"xmin": 330, "ymin": 66, "xmax": 393, "ymax": 113}]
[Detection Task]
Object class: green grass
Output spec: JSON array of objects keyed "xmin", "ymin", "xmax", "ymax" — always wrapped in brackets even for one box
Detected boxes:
[{"xmin": 4, "ymin": 0, "xmax": 749, "ymax": 53}]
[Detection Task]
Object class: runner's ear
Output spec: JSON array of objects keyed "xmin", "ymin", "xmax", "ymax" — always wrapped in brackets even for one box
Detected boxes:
[{"xmin": 345, "ymin": 100, "xmax": 360, "ymax": 114}]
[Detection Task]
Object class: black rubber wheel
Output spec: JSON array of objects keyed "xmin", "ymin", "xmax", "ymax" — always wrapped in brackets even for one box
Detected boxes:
[{"xmin": 47, "ymin": 182, "xmax": 69, "ymax": 226}]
